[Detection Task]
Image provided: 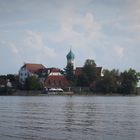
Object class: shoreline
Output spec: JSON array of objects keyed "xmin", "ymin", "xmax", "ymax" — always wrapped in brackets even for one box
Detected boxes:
[{"xmin": 0, "ymin": 90, "xmax": 139, "ymax": 96}]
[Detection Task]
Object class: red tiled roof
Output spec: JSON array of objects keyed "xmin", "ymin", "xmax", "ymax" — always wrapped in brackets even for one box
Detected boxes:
[
  {"xmin": 22, "ymin": 63, "xmax": 45, "ymax": 73},
  {"xmin": 44, "ymin": 75, "xmax": 69, "ymax": 87},
  {"xmin": 75, "ymin": 67, "xmax": 102, "ymax": 76}
]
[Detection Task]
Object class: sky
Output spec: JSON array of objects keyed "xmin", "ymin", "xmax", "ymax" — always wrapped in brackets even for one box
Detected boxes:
[{"xmin": 0, "ymin": 0, "xmax": 140, "ymax": 74}]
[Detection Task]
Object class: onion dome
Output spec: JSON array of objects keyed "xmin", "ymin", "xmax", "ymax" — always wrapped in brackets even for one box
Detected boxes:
[{"xmin": 66, "ymin": 49, "xmax": 75, "ymax": 60}]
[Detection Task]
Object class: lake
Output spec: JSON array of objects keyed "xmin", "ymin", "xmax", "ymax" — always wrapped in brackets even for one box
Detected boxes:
[{"xmin": 0, "ymin": 95, "xmax": 140, "ymax": 140}]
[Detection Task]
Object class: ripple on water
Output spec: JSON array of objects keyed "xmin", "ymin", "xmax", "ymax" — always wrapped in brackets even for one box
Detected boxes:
[{"xmin": 0, "ymin": 96, "xmax": 140, "ymax": 140}]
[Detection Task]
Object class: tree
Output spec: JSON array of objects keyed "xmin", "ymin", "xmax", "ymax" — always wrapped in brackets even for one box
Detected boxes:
[
  {"xmin": 75, "ymin": 59, "xmax": 98, "ymax": 87},
  {"xmin": 25, "ymin": 76, "xmax": 43, "ymax": 90},
  {"xmin": 96, "ymin": 69, "xmax": 120, "ymax": 93},
  {"xmin": 83, "ymin": 59, "xmax": 97, "ymax": 84},
  {"xmin": 76, "ymin": 74, "xmax": 89, "ymax": 87},
  {"xmin": 120, "ymin": 68, "xmax": 138, "ymax": 94},
  {"xmin": 7, "ymin": 74, "xmax": 18, "ymax": 88},
  {"xmin": 65, "ymin": 63, "xmax": 74, "ymax": 83},
  {"xmin": 84, "ymin": 59, "xmax": 96, "ymax": 67}
]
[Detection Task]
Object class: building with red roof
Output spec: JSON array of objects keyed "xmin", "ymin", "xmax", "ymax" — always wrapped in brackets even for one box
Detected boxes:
[
  {"xmin": 44, "ymin": 68, "xmax": 69, "ymax": 88},
  {"xmin": 75, "ymin": 67, "xmax": 102, "ymax": 77},
  {"xmin": 18, "ymin": 49, "xmax": 103, "ymax": 90},
  {"xmin": 19, "ymin": 63, "xmax": 46, "ymax": 85},
  {"xmin": 21, "ymin": 63, "xmax": 45, "ymax": 73}
]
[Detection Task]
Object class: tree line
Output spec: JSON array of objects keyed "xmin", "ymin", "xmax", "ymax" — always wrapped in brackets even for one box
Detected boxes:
[
  {"xmin": 0, "ymin": 74, "xmax": 19, "ymax": 94},
  {"xmin": 0, "ymin": 74, "xmax": 43, "ymax": 93},
  {"xmin": 0, "ymin": 60, "xmax": 140, "ymax": 94},
  {"xmin": 65, "ymin": 59, "xmax": 140, "ymax": 94}
]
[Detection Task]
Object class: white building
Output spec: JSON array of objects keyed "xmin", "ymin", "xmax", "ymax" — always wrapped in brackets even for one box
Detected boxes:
[{"xmin": 19, "ymin": 63, "xmax": 45, "ymax": 85}]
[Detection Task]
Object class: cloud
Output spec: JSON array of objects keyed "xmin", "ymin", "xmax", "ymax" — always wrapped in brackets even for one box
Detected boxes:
[
  {"xmin": 115, "ymin": 47, "xmax": 124, "ymax": 58},
  {"xmin": 0, "ymin": 30, "xmax": 57, "ymax": 73},
  {"xmin": 10, "ymin": 43, "xmax": 19, "ymax": 54},
  {"xmin": 0, "ymin": 0, "xmax": 140, "ymax": 74},
  {"xmin": 48, "ymin": 11, "xmax": 101, "ymax": 48},
  {"xmin": 20, "ymin": 30, "xmax": 56, "ymax": 61},
  {"xmin": 127, "ymin": 0, "xmax": 140, "ymax": 41},
  {"xmin": 82, "ymin": 12, "xmax": 101, "ymax": 37},
  {"xmin": 44, "ymin": 11, "xmax": 102, "ymax": 66},
  {"xmin": 23, "ymin": 30, "xmax": 44, "ymax": 49}
]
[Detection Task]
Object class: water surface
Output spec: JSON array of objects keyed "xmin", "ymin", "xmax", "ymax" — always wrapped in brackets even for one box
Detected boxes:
[{"xmin": 0, "ymin": 95, "xmax": 140, "ymax": 140}]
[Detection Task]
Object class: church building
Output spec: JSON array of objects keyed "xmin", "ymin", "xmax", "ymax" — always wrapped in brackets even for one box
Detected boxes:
[{"xmin": 18, "ymin": 49, "xmax": 102, "ymax": 89}]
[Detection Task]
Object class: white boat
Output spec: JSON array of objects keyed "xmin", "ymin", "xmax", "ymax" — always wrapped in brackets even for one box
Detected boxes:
[
  {"xmin": 43, "ymin": 87, "xmax": 63, "ymax": 94},
  {"xmin": 49, "ymin": 88, "xmax": 63, "ymax": 92}
]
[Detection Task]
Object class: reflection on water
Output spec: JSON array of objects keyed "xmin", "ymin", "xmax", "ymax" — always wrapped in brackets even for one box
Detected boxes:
[{"xmin": 0, "ymin": 96, "xmax": 140, "ymax": 140}]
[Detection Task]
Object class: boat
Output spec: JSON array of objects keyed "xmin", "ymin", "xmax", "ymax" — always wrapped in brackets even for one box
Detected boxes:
[
  {"xmin": 43, "ymin": 87, "xmax": 63, "ymax": 94},
  {"xmin": 49, "ymin": 88, "xmax": 63, "ymax": 92}
]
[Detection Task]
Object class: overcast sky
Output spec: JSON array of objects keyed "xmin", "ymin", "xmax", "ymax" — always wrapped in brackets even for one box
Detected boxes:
[{"xmin": 0, "ymin": 0, "xmax": 140, "ymax": 74}]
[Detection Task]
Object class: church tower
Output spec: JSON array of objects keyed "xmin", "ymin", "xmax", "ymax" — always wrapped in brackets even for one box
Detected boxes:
[{"xmin": 66, "ymin": 49, "xmax": 75, "ymax": 68}]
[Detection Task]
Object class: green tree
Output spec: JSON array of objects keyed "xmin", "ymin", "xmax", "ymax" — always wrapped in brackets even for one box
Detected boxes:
[
  {"xmin": 120, "ymin": 68, "xmax": 138, "ymax": 94},
  {"xmin": 96, "ymin": 69, "xmax": 120, "ymax": 93},
  {"xmin": 25, "ymin": 76, "xmax": 43, "ymax": 90},
  {"xmin": 7, "ymin": 74, "xmax": 18, "ymax": 88},
  {"xmin": 83, "ymin": 59, "xmax": 97, "ymax": 84},
  {"xmin": 65, "ymin": 63, "xmax": 74, "ymax": 82},
  {"xmin": 84, "ymin": 59, "xmax": 96, "ymax": 67},
  {"xmin": 75, "ymin": 59, "xmax": 98, "ymax": 87},
  {"xmin": 76, "ymin": 74, "xmax": 89, "ymax": 87}
]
